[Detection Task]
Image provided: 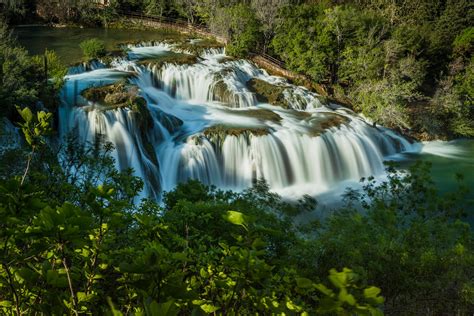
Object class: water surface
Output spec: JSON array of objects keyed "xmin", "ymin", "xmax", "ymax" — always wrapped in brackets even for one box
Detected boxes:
[{"xmin": 14, "ymin": 25, "xmax": 184, "ymax": 64}]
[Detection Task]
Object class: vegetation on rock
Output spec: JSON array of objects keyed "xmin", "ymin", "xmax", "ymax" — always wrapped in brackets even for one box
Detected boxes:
[
  {"xmin": 203, "ymin": 124, "xmax": 271, "ymax": 143},
  {"xmin": 246, "ymin": 78, "xmax": 290, "ymax": 109},
  {"xmin": 81, "ymin": 81, "xmax": 153, "ymax": 131},
  {"xmin": 80, "ymin": 38, "xmax": 107, "ymax": 60},
  {"xmin": 305, "ymin": 113, "xmax": 349, "ymax": 136},
  {"xmin": 138, "ymin": 52, "xmax": 198, "ymax": 67}
]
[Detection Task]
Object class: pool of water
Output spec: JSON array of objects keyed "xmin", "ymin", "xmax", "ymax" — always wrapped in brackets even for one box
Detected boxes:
[
  {"xmin": 14, "ymin": 25, "xmax": 185, "ymax": 65},
  {"xmin": 391, "ymin": 139, "xmax": 474, "ymax": 218}
]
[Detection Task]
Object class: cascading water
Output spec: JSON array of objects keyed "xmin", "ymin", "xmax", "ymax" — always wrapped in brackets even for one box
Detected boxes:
[{"xmin": 59, "ymin": 41, "xmax": 419, "ymax": 200}]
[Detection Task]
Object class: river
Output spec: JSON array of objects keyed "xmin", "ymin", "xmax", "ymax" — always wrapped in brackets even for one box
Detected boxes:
[{"xmin": 14, "ymin": 26, "xmax": 474, "ymax": 212}]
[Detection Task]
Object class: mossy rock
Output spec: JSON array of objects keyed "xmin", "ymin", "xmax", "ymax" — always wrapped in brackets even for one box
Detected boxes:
[
  {"xmin": 246, "ymin": 78, "xmax": 290, "ymax": 109},
  {"xmin": 82, "ymin": 82, "xmax": 154, "ymax": 131},
  {"xmin": 289, "ymin": 110, "xmax": 312, "ymax": 120},
  {"xmin": 203, "ymin": 124, "xmax": 270, "ymax": 144},
  {"xmin": 81, "ymin": 81, "xmax": 132, "ymax": 103},
  {"xmin": 211, "ymin": 80, "xmax": 235, "ymax": 105},
  {"xmin": 138, "ymin": 52, "xmax": 199, "ymax": 67},
  {"xmin": 217, "ymin": 56, "xmax": 236, "ymax": 64},
  {"xmin": 306, "ymin": 113, "xmax": 349, "ymax": 136},
  {"xmin": 174, "ymin": 38, "xmax": 224, "ymax": 55},
  {"xmin": 126, "ymin": 97, "xmax": 153, "ymax": 131}
]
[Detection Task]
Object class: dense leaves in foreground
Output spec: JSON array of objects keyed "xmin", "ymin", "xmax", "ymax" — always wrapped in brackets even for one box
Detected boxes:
[
  {"xmin": 0, "ymin": 112, "xmax": 384, "ymax": 315},
  {"xmin": 0, "ymin": 110, "xmax": 472, "ymax": 315}
]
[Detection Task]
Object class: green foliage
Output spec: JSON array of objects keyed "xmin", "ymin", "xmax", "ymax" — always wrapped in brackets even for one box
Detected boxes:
[
  {"xmin": 453, "ymin": 27, "xmax": 474, "ymax": 56},
  {"xmin": 223, "ymin": 4, "xmax": 262, "ymax": 58},
  {"xmin": 16, "ymin": 107, "xmax": 52, "ymax": 149},
  {"xmin": 80, "ymin": 38, "xmax": 107, "ymax": 60},
  {"xmin": 0, "ymin": 20, "xmax": 66, "ymax": 118},
  {"xmin": 1, "ymin": 108, "xmax": 473, "ymax": 314},
  {"xmin": 0, "ymin": 112, "xmax": 384, "ymax": 314},
  {"xmin": 307, "ymin": 162, "xmax": 473, "ymax": 314},
  {"xmin": 271, "ymin": 4, "xmax": 329, "ymax": 82}
]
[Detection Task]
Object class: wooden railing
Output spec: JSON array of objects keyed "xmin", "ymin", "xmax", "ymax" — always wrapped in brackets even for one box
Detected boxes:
[
  {"xmin": 116, "ymin": 10, "xmax": 289, "ymax": 74},
  {"xmin": 117, "ymin": 10, "xmax": 210, "ymax": 33}
]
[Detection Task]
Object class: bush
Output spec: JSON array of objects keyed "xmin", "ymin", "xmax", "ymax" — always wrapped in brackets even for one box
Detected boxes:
[{"xmin": 79, "ymin": 38, "xmax": 106, "ymax": 60}]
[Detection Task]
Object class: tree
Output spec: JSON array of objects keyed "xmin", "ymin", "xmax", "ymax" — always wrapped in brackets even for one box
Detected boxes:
[
  {"xmin": 250, "ymin": 0, "xmax": 289, "ymax": 52},
  {"xmin": 0, "ymin": 20, "xmax": 65, "ymax": 119},
  {"xmin": 272, "ymin": 4, "xmax": 332, "ymax": 81},
  {"xmin": 222, "ymin": 4, "xmax": 262, "ymax": 57}
]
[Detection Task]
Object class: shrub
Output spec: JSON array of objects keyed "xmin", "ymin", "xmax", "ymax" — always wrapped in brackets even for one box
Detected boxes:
[{"xmin": 79, "ymin": 38, "xmax": 106, "ymax": 60}]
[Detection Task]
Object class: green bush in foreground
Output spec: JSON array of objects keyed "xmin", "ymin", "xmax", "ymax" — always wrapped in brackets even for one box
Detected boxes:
[
  {"xmin": 0, "ymin": 111, "xmax": 383, "ymax": 315},
  {"xmin": 0, "ymin": 110, "xmax": 471, "ymax": 315},
  {"xmin": 80, "ymin": 38, "xmax": 106, "ymax": 60}
]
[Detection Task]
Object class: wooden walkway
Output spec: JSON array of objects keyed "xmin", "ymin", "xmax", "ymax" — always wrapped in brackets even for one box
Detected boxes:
[{"xmin": 115, "ymin": 11, "xmax": 310, "ymax": 83}]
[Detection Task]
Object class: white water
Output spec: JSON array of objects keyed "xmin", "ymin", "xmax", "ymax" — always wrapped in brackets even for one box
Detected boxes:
[{"xmin": 59, "ymin": 42, "xmax": 419, "ymax": 200}]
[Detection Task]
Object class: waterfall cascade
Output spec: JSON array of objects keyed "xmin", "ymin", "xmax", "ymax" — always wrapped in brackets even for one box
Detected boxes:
[{"xmin": 60, "ymin": 41, "xmax": 419, "ymax": 200}]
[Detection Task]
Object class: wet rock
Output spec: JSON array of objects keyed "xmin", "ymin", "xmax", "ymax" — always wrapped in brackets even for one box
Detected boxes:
[
  {"xmin": 211, "ymin": 80, "xmax": 235, "ymax": 105},
  {"xmin": 138, "ymin": 52, "xmax": 199, "ymax": 67},
  {"xmin": 306, "ymin": 113, "xmax": 349, "ymax": 136},
  {"xmin": 246, "ymin": 78, "xmax": 290, "ymax": 109},
  {"xmin": 203, "ymin": 124, "xmax": 270, "ymax": 144},
  {"xmin": 231, "ymin": 108, "xmax": 282, "ymax": 123},
  {"xmin": 174, "ymin": 38, "xmax": 224, "ymax": 55}
]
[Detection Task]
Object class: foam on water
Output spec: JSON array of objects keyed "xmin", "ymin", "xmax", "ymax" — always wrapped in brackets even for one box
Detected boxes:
[{"xmin": 59, "ymin": 41, "xmax": 420, "ymax": 200}]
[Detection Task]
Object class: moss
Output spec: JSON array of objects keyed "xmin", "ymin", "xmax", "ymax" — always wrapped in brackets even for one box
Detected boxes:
[
  {"xmin": 203, "ymin": 124, "xmax": 270, "ymax": 143},
  {"xmin": 81, "ymin": 84, "xmax": 118, "ymax": 103},
  {"xmin": 217, "ymin": 56, "xmax": 236, "ymax": 64},
  {"xmin": 174, "ymin": 38, "xmax": 224, "ymax": 55},
  {"xmin": 246, "ymin": 78, "xmax": 290, "ymax": 109},
  {"xmin": 289, "ymin": 110, "xmax": 312, "ymax": 120},
  {"xmin": 81, "ymin": 81, "xmax": 153, "ymax": 131},
  {"xmin": 138, "ymin": 52, "xmax": 199, "ymax": 67}
]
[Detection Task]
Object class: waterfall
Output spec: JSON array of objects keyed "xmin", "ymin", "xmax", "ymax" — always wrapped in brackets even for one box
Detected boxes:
[{"xmin": 59, "ymin": 41, "xmax": 420, "ymax": 200}]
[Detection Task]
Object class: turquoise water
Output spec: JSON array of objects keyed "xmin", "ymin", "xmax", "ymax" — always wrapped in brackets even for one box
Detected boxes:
[
  {"xmin": 391, "ymin": 139, "xmax": 474, "ymax": 217},
  {"xmin": 394, "ymin": 140, "xmax": 473, "ymax": 194}
]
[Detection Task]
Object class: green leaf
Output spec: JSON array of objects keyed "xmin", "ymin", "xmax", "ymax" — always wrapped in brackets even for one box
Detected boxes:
[
  {"xmin": 0, "ymin": 301, "xmax": 12, "ymax": 307},
  {"xmin": 363, "ymin": 286, "xmax": 381, "ymax": 299},
  {"xmin": 225, "ymin": 211, "xmax": 247, "ymax": 229},
  {"xmin": 200, "ymin": 304, "xmax": 219, "ymax": 313},
  {"xmin": 17, "ymin": 106, "xmax": 33, "ymax": 123},
  {"xmin": 145, "ymin": 300, "xmax": 178, "ymax": 316},
  {"xmin": 315, "ymin": 283, "xmax": 334, "ymax": 297},
  {"xmin": 296, "ymin": 277, "xmax": 313, "ymax": 289},
  {"xmin": 338, "ymin": 288, "xmax": 356, "ymax": 306}
]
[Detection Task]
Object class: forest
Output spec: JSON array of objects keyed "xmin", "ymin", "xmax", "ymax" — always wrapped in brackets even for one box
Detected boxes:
[{"xmin": 0, "ymin": 0, "xmax": 473, "ymax": 315}]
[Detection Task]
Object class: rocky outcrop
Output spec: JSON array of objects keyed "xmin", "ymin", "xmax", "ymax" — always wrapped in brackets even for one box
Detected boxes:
[
  {"xmin": 246, "ymin": 78, "xmax": 290, "ymax": 108},
  {"xmin": 305, "ymin": 113, "xmax": 349, "ymax": 136},
  {"xmin": 138, "ymin": 52, "xmax": 199, "ymax": 67},
  {"xmin": 203, "ymin": 124, "xmax": 270, "ymax": 144}
]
